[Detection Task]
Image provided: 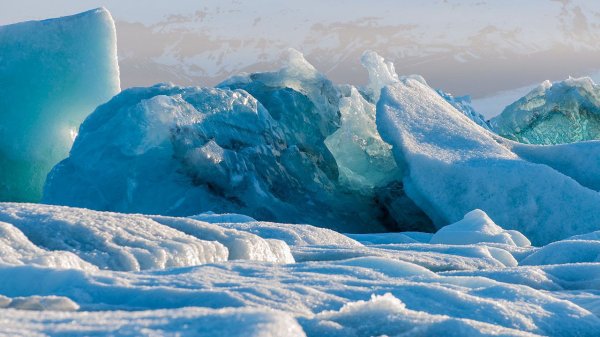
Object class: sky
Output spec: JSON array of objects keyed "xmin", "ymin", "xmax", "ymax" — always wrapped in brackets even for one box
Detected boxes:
[{"xmin": 3, "ymin": 0, "xmax": 600, "ymax": 117}]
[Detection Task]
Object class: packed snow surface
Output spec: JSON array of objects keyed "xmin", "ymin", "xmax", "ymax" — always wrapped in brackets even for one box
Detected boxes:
[
  {"xmin": 0, "ymin": 8, "xmax": 120, "ymax": 202},
  {"xmin": 1, "ymin": 204, "xmax": 600, "ymax": 336}
]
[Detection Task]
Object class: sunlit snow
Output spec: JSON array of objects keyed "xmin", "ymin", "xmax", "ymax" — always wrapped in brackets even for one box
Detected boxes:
[{"xmin": 2, "ymin": 7, "xmax": 600, "ymax": 337}]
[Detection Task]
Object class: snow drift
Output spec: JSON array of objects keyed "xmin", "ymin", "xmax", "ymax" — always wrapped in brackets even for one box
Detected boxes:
[{"xmin": 0, "ymin": 203, "xmax": 292, "ymax": 271}]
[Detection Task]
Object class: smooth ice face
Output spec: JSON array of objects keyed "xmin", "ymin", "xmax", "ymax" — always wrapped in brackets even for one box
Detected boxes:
[
  {"xmin": 376, "ymin": 77, "xmax": 600, "ymax": 245},
  {"xmin": 521, "ymin": 240, "xmax": 600, "ymax": 265},
  {"xmin": 0, "ymin": 8, "xmax": 120, "ymax": 202},
  {"xmin": 491, "ymin": 77, "xmax": 600, "ymax": 144},
  {"xmin": 324, "ymin": 86, "xmax": 401, "ymax": 189},
  {"xmin": 505, "ymin": 140, "xmax": 600, "ymax": 192}
]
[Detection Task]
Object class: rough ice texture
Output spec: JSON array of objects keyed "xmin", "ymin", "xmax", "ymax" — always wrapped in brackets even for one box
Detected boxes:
[
  {"xmin": 437, "ymin": 90, "xmax": 492, "ymax": 130},
  {"xmin": 311, "ymin": 293, "xmax": 541, "ymax": 337},
  {"xmin": 360, "ymin": 50, "xmax": 401, "ymax": 102},
  {"xmin": 44, "ymin": 51, "xmax": 432, "ymax": 233},
  {"xmin": 0, "ymin": 8, "xmax": 120, "ymax": 202},
  {"xmin": 376, "ymin": 77, "xmax": 600, "ymax": 245},
  {"xmin": 491, "ymin": 77, "xmax": 600, "ymax": 144},
  {"xmin": 216, "ymin": 220, "xmax": 362, "ymax": 247}
]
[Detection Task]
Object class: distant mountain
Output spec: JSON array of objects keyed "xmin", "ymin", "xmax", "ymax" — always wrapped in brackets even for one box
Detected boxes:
[
  {"xmin": 3, "ymin": 0, "xmax": 599, "ymax": 116},
  {"xmin": 111, "ymin": 0, "xmax": 600, "ymax": 108}
]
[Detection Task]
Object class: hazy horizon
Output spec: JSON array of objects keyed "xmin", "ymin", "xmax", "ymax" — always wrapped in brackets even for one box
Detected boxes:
[{"xmin": 3, "ymin": 0, "xmax": 600, "ymax": 117}]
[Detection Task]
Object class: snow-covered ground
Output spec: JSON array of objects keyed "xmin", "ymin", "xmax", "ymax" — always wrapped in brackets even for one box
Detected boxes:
[{"xmin": 1, "ymin": 203, "xmax": 600, "ymax": 336}]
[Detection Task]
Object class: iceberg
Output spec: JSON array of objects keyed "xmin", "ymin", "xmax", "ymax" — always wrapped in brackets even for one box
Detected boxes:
[
  {"xmin": 376, "ymin": 76, "xmax": 600, "ymax": 245},
  {"xmin": 491, "ymin": 77, "xmax": 600, "ymax": 144},
  {"xmin": 43, "ymin": 48, "xmax": 600, "ymax": 243},
  {"xmin": 44, "ymin": 51, "xmax": 432, "ymax": 233},
  {"xmin": 0, "ymin": 8, "xmax": 120, "ymax": 202},
  {"xmin": 40, "ymin": 45, "xmax": 600, "ymax": 244}
]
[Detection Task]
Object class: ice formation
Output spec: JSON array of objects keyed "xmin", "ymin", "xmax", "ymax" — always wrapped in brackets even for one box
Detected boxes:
[
  {"xmin": 491, "ymin": 77, "xmax": 600, "ymax": 144},
  {"xmin": 437, "ymin": 90, "xmax": 492, "ymax": 130},
  {"xmin": 43, "ymin": 48, "xmax": 600, "ymax": 243},
  {"xmin": 324, "ymin": 86, "xmax": 401, "ymax": 189},
  {"xmin": 44, "ymin": 51, "xmax": 432, "ymax": 233},
  {"xmin": 376, "ymin": 76, "xmax": 600, "ymax": 245},
  {"xmin": 1, "ymin": 204, "xmax": 600, "ymax": 336},
  {"xmin": 505, "ymin": 139, "xmax": 600, "ymax": 192},
  {"xmin": 0, "ymin": 8, "xmax": 120, "ymax": 202}
]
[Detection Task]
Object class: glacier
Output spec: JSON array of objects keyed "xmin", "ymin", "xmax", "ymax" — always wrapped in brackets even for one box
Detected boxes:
[
  {"xmin": 0, "ymin": 8, "xmax": 120, "ymax": 202},
  {"xmin": 1, "ymin": 203, "xmax": 600, "ymax": 336},
  {"xmin": 491, "ymin": 77, "xmax": 600, "ymax": 144}
]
